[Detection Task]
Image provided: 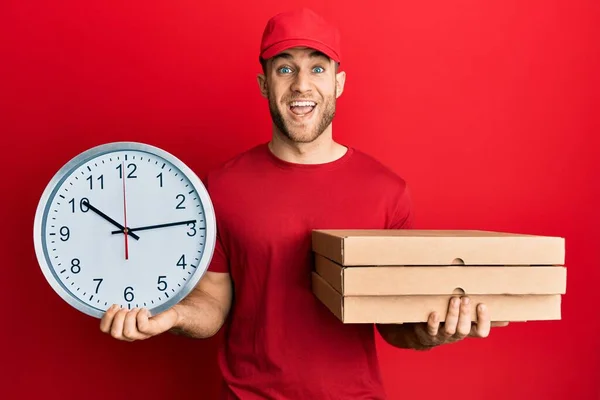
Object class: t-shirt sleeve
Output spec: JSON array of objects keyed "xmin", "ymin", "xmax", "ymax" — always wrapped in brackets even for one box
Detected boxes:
[
  {"xmin": 207, "ymin": 231, "xmax": 230, "ymax": 273},
  {"xmin": 388, "ymin": 181, "xmax": 415, "ymax": 229},
  {"xmin": 203, "ymin": 171, "xmax": 230, "ymax": 274}
]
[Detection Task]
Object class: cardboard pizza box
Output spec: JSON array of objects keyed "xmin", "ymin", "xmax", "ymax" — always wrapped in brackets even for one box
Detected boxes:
[
  {"xmin": 310, "ymin": 229, "xmax": 566, "ymax": 323},
  {"xmin": 312, "ymin": 229, "xmax": 565, "ymax": 266},
  {"xmin": 314, "ymin": 254, "xmax": 567, "ymax": 296},
  {"xmin": 312, "ymin": 271, "xmax": 563, "ymax": 323}
]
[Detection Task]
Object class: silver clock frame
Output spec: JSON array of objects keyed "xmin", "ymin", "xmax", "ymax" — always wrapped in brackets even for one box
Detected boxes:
[{"xmin": 33, "ymin": 141, "xmax": 217, "ymax": 319}]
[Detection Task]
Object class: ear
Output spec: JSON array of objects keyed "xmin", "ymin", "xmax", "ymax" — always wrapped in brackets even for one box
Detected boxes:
[
  {"xmin": 335, "ymin": 70, "xmax": 346, "ymax": 99},
  {"xmin": 257, "ymin": 74, "xmax": 268, "ymax": 98}
]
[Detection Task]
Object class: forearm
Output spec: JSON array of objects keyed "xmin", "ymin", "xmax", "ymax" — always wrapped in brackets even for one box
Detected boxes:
[
  {"xmin": 169, "ymin": 289, "xmax": 229, "ymax": 339},
  {"xmin": 376, "ymin": 323, "xmax": 434, "ymax": 351}
]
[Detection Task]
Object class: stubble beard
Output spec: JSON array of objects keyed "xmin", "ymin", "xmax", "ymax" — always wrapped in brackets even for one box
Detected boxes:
[{"xmin": 268, "ymin": 92, "xmax": 336, "ymax": 143}]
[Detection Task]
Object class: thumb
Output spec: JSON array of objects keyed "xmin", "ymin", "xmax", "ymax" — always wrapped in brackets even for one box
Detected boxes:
[{"xmin": 138, "ymin": 308, "xmax": 178, "ymax": 336}]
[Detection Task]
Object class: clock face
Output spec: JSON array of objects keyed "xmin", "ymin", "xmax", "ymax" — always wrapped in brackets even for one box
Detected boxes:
[{"xmin": 33, "ymin": 142, "xmax": 216, "ymax": 319}]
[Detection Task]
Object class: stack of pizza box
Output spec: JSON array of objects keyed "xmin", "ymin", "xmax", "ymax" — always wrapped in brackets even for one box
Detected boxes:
[{"xmin": 311, "ymin": 230, "xmax": 566, "ymax": 323}]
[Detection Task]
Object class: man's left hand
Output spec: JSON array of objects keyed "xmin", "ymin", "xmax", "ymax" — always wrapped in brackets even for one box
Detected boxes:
[{"xmin": 413, "ymin": 296, "xmax": 509, "ymax": 348}]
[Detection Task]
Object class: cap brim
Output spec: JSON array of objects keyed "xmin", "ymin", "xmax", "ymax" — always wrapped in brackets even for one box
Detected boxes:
[{"xmin": 261, "ymin": 39, "xmax": 341, "ymax": 63}]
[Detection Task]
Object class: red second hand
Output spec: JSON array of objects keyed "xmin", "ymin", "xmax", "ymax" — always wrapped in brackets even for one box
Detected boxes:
[{"xmin": 122, "ymin": 161, "xmax": 129, "ymax": 260}]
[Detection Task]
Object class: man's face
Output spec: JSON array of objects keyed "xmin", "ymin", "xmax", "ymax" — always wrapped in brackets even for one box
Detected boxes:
[{"xmin": 258, "ymin": 47, "xmax": 346, "ymax": 143}]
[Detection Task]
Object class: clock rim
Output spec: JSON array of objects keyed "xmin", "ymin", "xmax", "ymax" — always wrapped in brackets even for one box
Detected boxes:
[{"xmin": 33, "ymin": 141, "xmax": 217, "ymax": 319}]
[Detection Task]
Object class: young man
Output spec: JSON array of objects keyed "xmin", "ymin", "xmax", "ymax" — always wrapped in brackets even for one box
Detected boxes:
[{"xmin": 100, "ymin": 8, "xmax": 507, "ymax": 399}]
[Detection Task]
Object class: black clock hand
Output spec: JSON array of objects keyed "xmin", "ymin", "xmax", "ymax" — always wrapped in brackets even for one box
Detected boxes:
[
  {"xmin": 82, "ymin": 200, "xmax": 140, "ymax": 240},
  {"xmin": 110, "ymin": 219, "xmax": 197, "ymax": 234}
]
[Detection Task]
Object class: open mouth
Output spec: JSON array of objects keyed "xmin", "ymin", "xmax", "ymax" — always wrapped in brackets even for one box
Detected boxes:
[{"xmin": 289, "ymin": 100, "xmax": 316, "ymax": 117}]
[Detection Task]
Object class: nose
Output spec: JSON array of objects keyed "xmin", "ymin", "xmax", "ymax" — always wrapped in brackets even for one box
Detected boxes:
[{"xmin": 290, "ymin": 69, "xmax": 312, "ymax": 93}]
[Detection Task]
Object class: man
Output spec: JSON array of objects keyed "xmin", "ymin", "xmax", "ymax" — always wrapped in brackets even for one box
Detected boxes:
[{"xmin": 100, "ymin": 8, "xmax": 507, "ymax": 399}]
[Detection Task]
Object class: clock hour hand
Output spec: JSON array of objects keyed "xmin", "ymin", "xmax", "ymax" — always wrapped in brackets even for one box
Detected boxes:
[
  {"xmin": 82, "ymin": 200, "xmax": 140, "ymax": 240},
  {"xmin": 110, "ymin": 219, "xmax": 197, "ymax": 234}
]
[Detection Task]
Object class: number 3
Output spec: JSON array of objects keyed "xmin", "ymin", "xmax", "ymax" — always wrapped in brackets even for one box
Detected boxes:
[{"xmin": 187, "ymin": 221, "xmax": 197, "ymax": 237}]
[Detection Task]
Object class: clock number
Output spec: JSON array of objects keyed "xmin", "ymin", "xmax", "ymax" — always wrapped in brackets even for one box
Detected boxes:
[
  {"xmin": 93, "ymin": 278, "xmax": 103, "ymax": 294},
  {"xmin": 127, "ymin": 163, "xmax": 137, "ymax": 178},
  {"xmin": 116, "ymin": 163, "xmax": 137, "ymax": 179},
  {"xmin": 157, "ymin": 173, "xmax": 163, "ymax": 187},
  {"xmin": 59, "ymin": 226, "xmax": 70, "ymax": 241},
  {"xmin": 157, "ymin": 276, "xmax": 167, "ymax": 291},
  {"xmin": 124, "ymin": 286, "xmax": 134, "ymax": 302},
  {"xmin": 80, "ymin": 198, "xmax": 90, "ymax": 212},
  {"xmin": 175, "ymin": 194, "xmax": 186, "ymax": 209},
  {"xmin": 71, "ymin": 258, "xmax": 81, "ymax": 274},
  {"xmin": 69, "ymin": 197, "xmax": 90, "ymax": 213},
  {"xmin": 177, "ymin": 254, "xmax": 187, "ymax": 269},
  {"xmin": 86, "ymin": 174, "xmax": 104, "ymax": 190},
  {"xmin": 187, "ymin": 221, "xmax": 197, "ymax": 237}
]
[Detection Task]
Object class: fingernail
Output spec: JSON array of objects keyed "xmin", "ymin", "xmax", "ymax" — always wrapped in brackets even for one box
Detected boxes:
[
  {"xmin": 479, "ymin": 304, "xmax": 486, "ymax": 312},
  {"xmin": 452, "ymin": 297, "xmax": 460, "ymax": 307},
  {"xmin": 462, "ymin": 297, "xmax": 470, "ymax": 305}
]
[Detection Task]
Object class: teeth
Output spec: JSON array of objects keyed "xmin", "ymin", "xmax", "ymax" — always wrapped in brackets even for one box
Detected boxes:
[{"xmin": 290, "ymin": 101, "xmax": 316, "ymax": 107}]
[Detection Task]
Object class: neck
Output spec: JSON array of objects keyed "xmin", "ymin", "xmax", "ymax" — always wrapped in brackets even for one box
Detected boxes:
[{"xmin": 268, "ymin": 126, "xmax": 347, "ymax": 164}]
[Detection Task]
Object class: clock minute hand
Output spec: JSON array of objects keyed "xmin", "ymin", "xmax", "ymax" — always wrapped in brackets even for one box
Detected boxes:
[
  {"xmin": 82, "ymin": 200, "xmax": 140, "ymax": 240},
  {"xmin": 110, "ymin": 219, "xmax": 197, "ymax": 234}
]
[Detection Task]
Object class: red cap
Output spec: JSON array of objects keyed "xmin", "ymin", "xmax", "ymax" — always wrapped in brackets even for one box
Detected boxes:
[{"xmin": 259, "ymin": 8, "xmax": 342, "ymax": 63}]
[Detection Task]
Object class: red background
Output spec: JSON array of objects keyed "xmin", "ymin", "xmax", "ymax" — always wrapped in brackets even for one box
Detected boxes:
[{"xmin": 2, "ymin": 1, "xmax": 598, "ymax": 399}]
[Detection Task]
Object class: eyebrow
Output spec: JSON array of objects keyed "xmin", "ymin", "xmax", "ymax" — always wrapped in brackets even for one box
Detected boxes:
[
  {"xmin": 272, "ymin": 50, "xmax": 330, "ymax": 63},
  {"xmin": 309, "ymin": 50, "xmax": 329, "ymax": 60},
  {"xmin": 272, "ymin": 53, "xmax": 293, "ymax": 62}
]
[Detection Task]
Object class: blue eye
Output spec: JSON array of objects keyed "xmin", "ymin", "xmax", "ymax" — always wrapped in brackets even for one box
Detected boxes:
[
  {"xmin": 278, "ymin": 67, "xmax": 292, "ymax": 74},
  {"xmin": 313, "ymin": 66, "xmax": 324, "ymax": 73}
]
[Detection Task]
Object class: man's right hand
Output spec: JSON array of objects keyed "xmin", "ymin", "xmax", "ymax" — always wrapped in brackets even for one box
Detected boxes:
[
  {"xmin": 100, "ymin": 304, "xmax": 179, "ymax": 342},
  {"xmin": 99, "ymin": 271, "xmax": 233, "ymax": 341}
]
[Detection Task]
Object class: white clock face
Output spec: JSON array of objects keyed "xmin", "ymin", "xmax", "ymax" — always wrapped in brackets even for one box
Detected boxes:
[{"xmin": 33, "ymin": 142, "xmax": 216, "ymax": 319}]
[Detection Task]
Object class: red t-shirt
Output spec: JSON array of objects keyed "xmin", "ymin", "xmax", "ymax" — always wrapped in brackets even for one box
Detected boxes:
[{"xmin": 205, "ymin": 143, "xmax": 414, "ymax": 399}]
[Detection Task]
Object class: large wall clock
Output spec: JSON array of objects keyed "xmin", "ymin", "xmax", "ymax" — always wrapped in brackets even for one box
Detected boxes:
[{"xmin": 33, "ymin": 142, "xmax": 216, "ymax": 318}]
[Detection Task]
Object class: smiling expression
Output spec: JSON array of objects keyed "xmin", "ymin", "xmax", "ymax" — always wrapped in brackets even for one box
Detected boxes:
[{"xmin": 258, "ymin": 47, "xmax": 346, "ymax": 143}]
